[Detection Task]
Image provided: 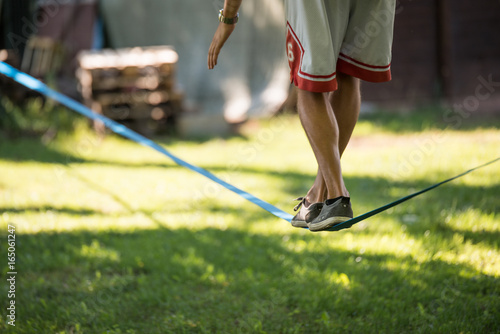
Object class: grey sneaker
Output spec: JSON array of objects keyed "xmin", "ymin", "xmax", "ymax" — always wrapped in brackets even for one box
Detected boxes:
[
  {"xmin": 308, "ymin": 197, "xmax": 353, "ymax": 232},
  {"xmin": 291, "ymin": 197, "xmax": 323, "ymax": 228}
]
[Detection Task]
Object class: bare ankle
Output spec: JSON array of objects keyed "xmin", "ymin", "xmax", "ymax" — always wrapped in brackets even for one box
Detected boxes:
[
  {"xmin": 305, "ymin": 196, "xmax": 321, "ymax": 205},
  {"xmin": 326, "ymin": 190, "xmax": 349, "ymax": 199}
]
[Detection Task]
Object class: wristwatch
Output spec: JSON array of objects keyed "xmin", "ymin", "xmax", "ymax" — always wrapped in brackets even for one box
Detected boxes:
[{"xmin": 219, "ymin": 9, "xmax": 239, "ymax": 24}]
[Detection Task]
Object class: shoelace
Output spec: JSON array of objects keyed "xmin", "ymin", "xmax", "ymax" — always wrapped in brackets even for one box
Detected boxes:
[{"xmin": 293, "ymin": 197, "xmax": 305, "ymax": 212}]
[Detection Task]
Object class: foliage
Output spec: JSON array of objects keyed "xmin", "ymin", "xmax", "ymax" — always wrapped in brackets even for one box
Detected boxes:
[{"xmin": 0, "ymin": 96, "xmax": 80, "ymax": 138}]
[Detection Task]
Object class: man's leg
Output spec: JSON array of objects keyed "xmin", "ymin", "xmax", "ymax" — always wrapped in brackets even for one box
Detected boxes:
[
  {"xmin": 303, "ymin": 73, "xmax": 361, "ymax": 205},
  {"xmin": 330, "ymin": 72, "xmax": 361, "ymax": 156},
  {"xmin": 298, "ymin": 89, "xmax": 348, "ymax": 202}
]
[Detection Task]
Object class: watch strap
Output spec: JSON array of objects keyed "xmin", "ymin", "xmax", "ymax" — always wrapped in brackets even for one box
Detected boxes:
[{"xmin": 219, "ymin": 9, "xmax": 239, "ymax": 24}]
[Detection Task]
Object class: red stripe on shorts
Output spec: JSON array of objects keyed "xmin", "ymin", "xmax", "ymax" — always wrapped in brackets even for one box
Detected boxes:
[
  {"xmin": 337, "ymin": 53, "xmax": 392, "ymax": 83},
  {"xmin": 286, "ymin": 22, "xmax": 338, "ymax": 93}
]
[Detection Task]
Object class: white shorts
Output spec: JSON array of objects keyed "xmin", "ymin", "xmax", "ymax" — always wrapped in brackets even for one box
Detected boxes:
[{"xmin": 285, "ymin": 0, "xmax": 396, "ymax": 92}]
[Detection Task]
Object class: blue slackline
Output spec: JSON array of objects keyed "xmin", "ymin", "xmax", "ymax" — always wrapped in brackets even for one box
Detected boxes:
[
  {"xmin": 325, "ymin": 156, "xmax": 499, "ymax": 231},
  {"xmin": 1, "ymin": 61, "xmax": 498, "ymax": 232},
  {"xmin": 0, "ymin": 61, "xmax": 293, "ymax": 222}
]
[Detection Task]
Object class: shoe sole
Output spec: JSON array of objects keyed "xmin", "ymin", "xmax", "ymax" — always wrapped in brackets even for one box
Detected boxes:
[
  {"xmin": 291, "ymin": 220, "xmax": 308, "ymax": 228},
  {"xmin": 308, "ymin": 216, "xmax": 352, "ymax": 232}
]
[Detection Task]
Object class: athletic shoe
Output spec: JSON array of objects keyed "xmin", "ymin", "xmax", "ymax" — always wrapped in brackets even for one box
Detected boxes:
[
  {"xmin": 308, "ymin": 196, "xmax": 353, "ymax": 232},
  {"xmin": 291, "ymin": 197, "xmax": 323, "ymax": 228}
]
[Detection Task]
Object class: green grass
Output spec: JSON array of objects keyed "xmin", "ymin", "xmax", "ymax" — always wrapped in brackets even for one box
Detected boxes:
[{"xmin": 0, "ymin": 110, "xmax": 499, "ymax": 333}]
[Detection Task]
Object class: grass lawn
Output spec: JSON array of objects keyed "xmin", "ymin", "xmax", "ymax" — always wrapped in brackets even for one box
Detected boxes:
[{"xmin": 0, "ymin": 109, "xmax": 499, "ymax": 333}]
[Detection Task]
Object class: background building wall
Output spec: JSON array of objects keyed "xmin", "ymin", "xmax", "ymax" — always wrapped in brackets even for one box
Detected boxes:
[
  {"xmin": 100, "ymin": 0, "xmax": 289, "ymax": 121},
  {"xmin": 363, "ymin": 0, "xmax": 500, "ymax": 110}
]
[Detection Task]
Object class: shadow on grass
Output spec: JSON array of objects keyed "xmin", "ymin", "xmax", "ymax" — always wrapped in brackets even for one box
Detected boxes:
[
  {"xmin": 9, "ymin": 226, "xmax": 499, "ymax": 333},
  {"xmin": 0, "ymin": 205, "xmax": 99, "ymax": 216},
  {"xmin": 0, "ymin": 129, "xmax": 247, "ymax": 165},
  {"xmin": 0, "ymin": 137, "xmax": 87, "ymax": 164},
  {"xmin": 360, "ymin": 107, "xmax": 500, "ymax": 133},
  {"xmin": 0, "ymin": 137, "xmax": 177, "ymax": 167}
]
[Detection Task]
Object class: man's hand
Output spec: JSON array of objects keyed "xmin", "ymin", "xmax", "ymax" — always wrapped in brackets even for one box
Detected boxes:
[{"xmin": 208, "ymin": 22, "xmax": 236, "ymax": 70}]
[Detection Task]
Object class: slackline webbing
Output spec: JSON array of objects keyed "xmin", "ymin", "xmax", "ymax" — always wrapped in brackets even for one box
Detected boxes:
[
  {"xmin": 325, "ymin": 157, "xmax": 499, "ymax": 231},
  {"xmin": 0, "ymin": 61, "xmax": 292, "ymax": 222},
  {"xmin": 1, "ymin": 61, "xmax": 498, "ymax": 232}
]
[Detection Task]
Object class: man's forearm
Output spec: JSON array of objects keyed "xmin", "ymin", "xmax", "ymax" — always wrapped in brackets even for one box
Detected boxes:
[
  {"xmin": 208, "ymin": 0, "xmax": 242, "ymax": 69},
  {"xmin": 223, "ymin": 0, "xmax": 242, "ymax": 18}
]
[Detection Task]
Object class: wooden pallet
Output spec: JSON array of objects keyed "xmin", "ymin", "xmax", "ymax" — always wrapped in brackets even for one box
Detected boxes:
[{"xmin": 76, "ymin": 46, "xmax": 184, "ymax": 135}]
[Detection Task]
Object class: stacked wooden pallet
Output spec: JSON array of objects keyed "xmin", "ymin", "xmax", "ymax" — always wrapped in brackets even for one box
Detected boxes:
[{"xmin": 77, "ymin": 46, "xmax": 184, "ymax": 134}]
